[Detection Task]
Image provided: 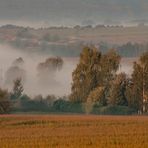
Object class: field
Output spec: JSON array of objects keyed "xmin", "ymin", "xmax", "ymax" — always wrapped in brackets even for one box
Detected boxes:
[{"xmin": 0, "ymin": 115, "xmax": 148, "ymax": 148}]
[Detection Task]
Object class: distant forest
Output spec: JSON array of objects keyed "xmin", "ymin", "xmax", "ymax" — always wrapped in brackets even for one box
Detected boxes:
[{"xmin": 0, "ymin": 24, "xmax": 148, "ymax": 57}]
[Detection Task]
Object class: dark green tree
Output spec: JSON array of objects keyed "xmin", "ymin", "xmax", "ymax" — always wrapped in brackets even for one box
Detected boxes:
[{"xmin": 11, "ymin": 78, "xmax": 24, "ymax": 100}]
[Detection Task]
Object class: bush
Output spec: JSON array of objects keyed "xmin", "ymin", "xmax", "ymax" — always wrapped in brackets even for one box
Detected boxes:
[
  {"xmin": 92, "ymin": 105, "xmax": 136, "ymax": 115},
  {"xmin": 53, "ymin": 99, "xmax": 84, "ymax": 113}
]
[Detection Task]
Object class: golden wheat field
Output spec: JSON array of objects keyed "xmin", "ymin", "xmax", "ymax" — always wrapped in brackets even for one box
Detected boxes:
[{"xmin": 0, "ymin": 115, "xmax": 148, "ymax": 148}]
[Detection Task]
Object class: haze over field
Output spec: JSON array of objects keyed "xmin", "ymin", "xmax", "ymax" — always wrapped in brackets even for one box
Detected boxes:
[
  {"xmin": 0, "ymin": 0, "xmax": 148, "ymax": 27},
  {"xmin": 0, "ymin": 44, "xmax": 134, "ymax": 97},
  {"xmin": 0, "ymin": 44, "xmax": 77, "ymax": 96}
]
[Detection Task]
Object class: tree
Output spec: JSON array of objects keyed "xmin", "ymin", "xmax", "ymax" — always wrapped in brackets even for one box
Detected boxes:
[
  {"xmin": 70, "ymin": 47, "xmax": 120, "ymax": 103},
  {"xmin": 53, "ymin": 99, "xmax": 69, "ymax": 112},
  {"xmin": 5, "ymin": 66, "xmax": 26, "ymax": 85},
  {"xmin": 100, "ymin": 49, "xmax": 121, "ymax": 85},
  {"xmin": 85, "ymin": 86, "xmax": 106, "ymax": 114},
  {"xmin": 108, "ymin": 73, "xmax": 128, "ymax": 106},
  {"xmin": 5, "ymin": 57, "xmax": 26, "ymax": 85},
  {"xmin": 127, "ymin": 62, "xmax": 143, "ymax": 112},
  {"xmin": 126, "ymin": 52, "xmax": 148, "ymax": 113},
  {"xmin": 0, "ymin": 88, "xmax": 11, "ymax": 114},
  {"xmin": 70, "ymin": 47, "xmax": 102, "ymax": 102},
  {"xmin": 37, "ymin": 57, "xmax": 63, "ymax": 85},
  {"xmin": 12, "ymin": 57, "xmax": 25, "ymax": 67},
  {"xmin": 140, "ymin": 52, "xmax": 148, "ymax": 112},
  {"xmin": 45, "ymin": 95, "xmax": 56, "ymax": 107},
  {"xmin": 11, "ymin": 78, "xmax": 24, "ymax": 100}
]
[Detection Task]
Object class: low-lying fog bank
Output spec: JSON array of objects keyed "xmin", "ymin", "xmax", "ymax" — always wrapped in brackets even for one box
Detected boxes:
[
  {"xmin": 0, "ymin": 44, "xmax": 77, "ymax": 97},
  {"xmin": 0, "ymin": 44, "xmax": 134, "ymax": 97}
]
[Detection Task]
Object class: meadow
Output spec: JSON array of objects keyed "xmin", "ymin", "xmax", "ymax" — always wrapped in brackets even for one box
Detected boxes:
[{"xmin": 0, "ymin": 115, "xmax": 148, "ymax": 148}]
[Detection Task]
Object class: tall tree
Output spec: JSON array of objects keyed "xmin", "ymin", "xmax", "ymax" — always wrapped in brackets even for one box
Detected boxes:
[
  {"xmin": 70, "ymin": 47, "xmax": 120, "ymax": 103},
  {"xmin": 126, "ymin": 62, "xmax": 143, "ymax": 112},
  {"xmin": 126, "ymin": 51, "xmax": 148, "ymax": 113},
  {"xmin": 140, "ymin": 51, "xmax": 148, "ymax": 105},
  {"xmin": 70, "ymin": 47, "xmax": 102, "ymax": 102}
]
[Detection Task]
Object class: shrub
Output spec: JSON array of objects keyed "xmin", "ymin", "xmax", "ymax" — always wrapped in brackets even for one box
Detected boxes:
[{"xmin": 92, "ymin": 105, "xmax": 136, "ymax": 115}]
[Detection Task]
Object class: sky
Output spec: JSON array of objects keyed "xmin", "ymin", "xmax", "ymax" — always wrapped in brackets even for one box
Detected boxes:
[{"xmin": 0, "ymin": 0, "xmax": 148, "ymax": 27}]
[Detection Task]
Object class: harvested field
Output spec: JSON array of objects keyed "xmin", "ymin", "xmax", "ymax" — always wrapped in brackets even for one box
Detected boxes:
[{"xmin": 0, "ymin": 115, "xmax": 148, "ymax": 148}]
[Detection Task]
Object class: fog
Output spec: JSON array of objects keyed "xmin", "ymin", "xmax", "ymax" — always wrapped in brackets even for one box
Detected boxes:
[
  {"xmin": 0, "ymin": 44, "xmax": 134, "ymax": 98},
  {"xmin": 0, "ymin": 44, "xmax": 77, "ymax": 97}
]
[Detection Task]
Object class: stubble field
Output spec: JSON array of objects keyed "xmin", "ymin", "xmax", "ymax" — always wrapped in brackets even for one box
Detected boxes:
[{"xmin": 0, "ymin": 115, "xmax": 148, "ymax": 148}]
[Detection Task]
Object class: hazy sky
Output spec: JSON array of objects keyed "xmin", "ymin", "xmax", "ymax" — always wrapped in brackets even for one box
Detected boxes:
[{"xmin": 0, "ymin": 0, "xmax": 148, "ymax": 27}]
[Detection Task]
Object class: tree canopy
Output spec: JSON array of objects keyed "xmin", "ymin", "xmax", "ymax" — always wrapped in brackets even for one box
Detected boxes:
[{"xmin": 70, "ymin": 47, "xmax": 121, "ymax": 103}]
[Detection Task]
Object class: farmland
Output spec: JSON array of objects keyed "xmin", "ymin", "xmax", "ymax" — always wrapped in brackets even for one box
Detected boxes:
[{"xmin": 0, "ymin": 115, "xmax": 148, "ymax": 148}]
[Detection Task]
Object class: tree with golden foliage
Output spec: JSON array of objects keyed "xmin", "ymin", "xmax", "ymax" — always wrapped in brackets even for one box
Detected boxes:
[
  {"xmin": 126, "ymin": 52, "xmax": 148, "ymax": 113},
  {"xmin": 87, "ymin": 86, "xmax": 106, "ymax": 105},
  {"xmin": 70, "ymin": 47, "xmax": 121, "ymax": 103},
  {"xmin": 108, "ymin": 73, "xmax": 128, "ymax": 106}
]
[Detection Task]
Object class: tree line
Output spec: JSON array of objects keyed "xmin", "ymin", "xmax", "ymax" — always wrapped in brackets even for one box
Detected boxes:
[
  {"xmin": 70, "ymin": 47, "xmax": 148, "ymax": 114},
  {"xmin": 0, "ymin": 47, "xmax": 148, "ymax": 114}
]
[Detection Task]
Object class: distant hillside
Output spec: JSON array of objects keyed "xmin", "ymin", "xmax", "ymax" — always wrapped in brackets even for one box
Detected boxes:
[{"xmin": 0, "ymin": 24, "xmax": 148, "ymax": 57}]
